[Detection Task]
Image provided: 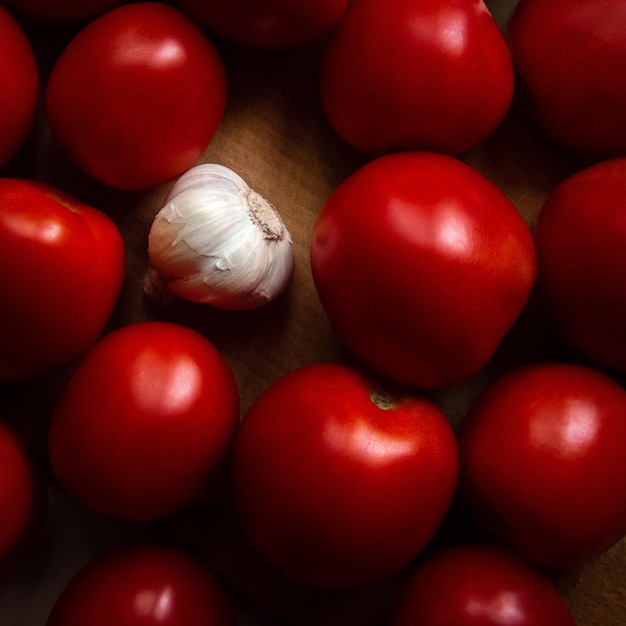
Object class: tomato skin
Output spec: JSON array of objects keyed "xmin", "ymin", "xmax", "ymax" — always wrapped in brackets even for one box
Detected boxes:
[
  {"xmin": 177, "ymin": 0, "xmax": 349, "ymax": 49},
  {"xmin": 2, "ymin": 0, "xmax": 122, "ymax": 22},
  {"xmin": 0, "ymin": 5, "xmax": 38, "ymax": 169},
  {"xmin": 534, "ymin": 157, "xmax": 626, "ymax": 371},
  {"xmin": 231, "ymin": 363, "xmax": 458, "ymax": 590},
  {"xmin": 310, "ymin": 152, "xmax": 536, "ymax": 389},
  {"xmin": 506, "ymin": 0, "xmax": 626, "ymax": 156},
  {"xmin": 0, "ymin": 421, "xmax": 45, "ymax": 578},
  {"xmin": 389, "ymin": 544, "xmax": 576, "ymax": 626},
  {"xmin": 45, "ymin": 2, "xmax": 227, "ymax": 190},
  {"xmin": 0, "ymin": 178, "xmax": 125, "ymax": 381},
  {"xmin": 458, "ymin": 363, "xmax": 626, "ymax": 569},
  {"xmin": 48, "ymin": 322, "xmax": 240, "ymax": 520},
  {"xmin": 47, "ymin": 545, "xmax": 235, "ymax": 626},
  {"xmin": 319, "ymin": 0, "xmax": 513, "ymax": 156}
]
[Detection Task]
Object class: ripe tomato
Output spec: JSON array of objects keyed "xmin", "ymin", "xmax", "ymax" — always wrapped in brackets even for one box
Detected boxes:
[
  {"xmin": 177, "ymin": 0, "xmax": 349, "ymax": 49},
  {"xmin": 2, "ymin": 0, "xmax": 122, "ymax": 22},
  {"xmin": 0, "ymin": 5, "xmax": 38, "ymax": 169},
  {"xmin": 319, "ymin": 0, "xmax": 514, "ymax": 156},
  {"xmin": 0, "ymin": 420, "xmax": 46, "ymax": 578},
  {"xmin": 48, "ymin": 322, "xmax": 240, "ymax": 520},
  {"xmin": 231, "ymin": 363, "xmax": 458, "ymax": 590},
  {"xmin": 45, "ymin": 2, "xmax": 227, "ymax": 190},
  {"xmin": 47, "ymin": 545, "xmax": 235, "ymax": 626},
  {"xmin": 310, "ymin": 152, "xmax": 536, "ymax": 389},
  {"xmin": 0, "ymin": 178, "xmax": 125, "ymax": 381},
  {"xmin": 534, "ymin": 157, "xmax": 626, "ymax": 372},
  {"xmin": 389, "ymin": 544, "xmax": 576, "ymax": 626},
  {"xmin": 506, "ymin": 0, "xmax": 626, "ymax": 156},
  {"xmin": 458, "ymin": 362, "xmax": 626, "ymax": 569}
]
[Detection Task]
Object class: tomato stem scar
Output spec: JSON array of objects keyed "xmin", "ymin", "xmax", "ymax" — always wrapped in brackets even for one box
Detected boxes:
[{"xmin": 369, "ymin": 389, "xmax": 398, "ymax": 410}]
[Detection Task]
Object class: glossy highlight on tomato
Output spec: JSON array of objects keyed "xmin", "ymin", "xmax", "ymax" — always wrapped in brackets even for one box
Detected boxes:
[
  {"xmin": 46, "ymin": 2, "xmax": 227, "ymax": 190},
  {"xmin": 232, "ymin": 363, "xmax": 458, "ymax": 590},
  {"xmin": 458, "ymin": 362, "xmax": 626, "ymax": 569},
  {"xmin": 48, "ymin": 322, "xmax": 240, "ymax": 520},
  {"xmin": 0, "ymin": 178, "xmax": 125, "ymax": 381},
  {"xmin": 47, "ymin": 545, "xmax": 235, "ymax": 626},
  {"xmin": 389, "ymin": 544, "xmax": 576, "ymax": 626},
  {"xmin": 311, "ymin": 152, "xmax": 536, "ymax": 389},
  {"xmin": 320, "ymin": 0, "xmax": 514, "ymax": 155}
]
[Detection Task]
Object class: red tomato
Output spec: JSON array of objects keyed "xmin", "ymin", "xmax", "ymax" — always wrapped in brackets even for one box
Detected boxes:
[
  {"xmin": 319, "ymin": 0, "xmax": 514, "ymax": 156},
  {"xmin": 0, "ymin": 420, "xmax": 45, "ymax": 578},
  {"xmin": 45, "ymin": 2, "xmax": 227, "ymax": 190},
  {"xmin": 0, "ymin": 5, "xmax": 38, "ymax": 169},
  {"xmin": 534, "ymin": 157, "xmax": 626, "ymax": 371},
  {"xmin": 0, "ymin": 178, "xmax": 125, "ymax": 381},
  {"xmin": 231, "ymin": 363, "xmax": 458, "ymax": 590},
  {"xmin": 389, "ymin": 544, "xmax": 576, "ymax": 626},
  {"xmin": 47, "ymin": 545, "xmax": 235, "ymax": 626},
  {"xmin": 458, "ymin": 362, "xmax": 626, "ymax": 569},
  {"xmin": 2, "ymin": 0, "xmax": 122, "ymax": 22},
  {"xmin": 506, "ymin": 0, "xmax": 626, "ymax": 156},
  {"xmin": 48, "ymin": 322, "xmax": 240, "ymax": 520},
  {"xmin": 310, "ymin": 152, "xmax": 536, "ymax": 389},
  {"xmin": 177, "ymin": 0, "xmax": 349, "ymax": 48}
]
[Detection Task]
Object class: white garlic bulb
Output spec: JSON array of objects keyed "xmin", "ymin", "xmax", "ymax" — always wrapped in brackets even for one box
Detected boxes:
[{"xmin": 143, "ymin": 163, "xmax": 294, "ymax": 310}]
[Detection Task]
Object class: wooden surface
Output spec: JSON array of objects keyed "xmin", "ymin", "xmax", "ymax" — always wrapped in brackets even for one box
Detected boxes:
[{"xmin": 1, "ymin": 1, "xmax": 625, "ymax": 624}]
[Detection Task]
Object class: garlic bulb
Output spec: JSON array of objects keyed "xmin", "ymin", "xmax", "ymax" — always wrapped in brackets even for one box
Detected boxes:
[{"xmin": 144, "ymin": 163, "xmax": 294, "ymax": 310}]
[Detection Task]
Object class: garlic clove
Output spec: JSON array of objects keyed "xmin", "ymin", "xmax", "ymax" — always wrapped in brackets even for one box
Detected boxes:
[{"xmin": 144, "ymin": 164, "xmax": 295, "ymax": 310}]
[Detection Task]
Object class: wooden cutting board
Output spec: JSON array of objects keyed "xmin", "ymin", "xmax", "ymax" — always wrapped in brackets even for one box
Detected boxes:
[{"xmin": 0, "ymin": 1, "xmax": 624, "ymax": 624}]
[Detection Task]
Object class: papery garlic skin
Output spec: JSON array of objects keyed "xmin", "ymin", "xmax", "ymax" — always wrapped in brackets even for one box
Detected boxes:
[{"xmin": 144, "ymin": 164, "xmax": 294, "ymax": 310}]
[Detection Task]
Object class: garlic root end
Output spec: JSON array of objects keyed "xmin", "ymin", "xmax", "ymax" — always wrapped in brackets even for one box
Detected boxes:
[{"xmin": 143, "ymin": 267, "xmax": 178, "ymax": 306}]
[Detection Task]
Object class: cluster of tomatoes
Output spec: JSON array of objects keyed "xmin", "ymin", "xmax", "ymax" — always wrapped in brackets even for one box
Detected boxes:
[{"xmin": 1, "ymin": 0, "xmax": 625, "ymax": 624}]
